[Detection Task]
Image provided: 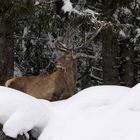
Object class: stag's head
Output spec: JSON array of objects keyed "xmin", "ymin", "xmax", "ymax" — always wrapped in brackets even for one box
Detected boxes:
[
  {"xmin": 55, "ymin": 44, "xmax": 76, "ymax": 70},
  {"xmin": 54, "ymin": 21, "xmax": 105, "ymax": 70}
]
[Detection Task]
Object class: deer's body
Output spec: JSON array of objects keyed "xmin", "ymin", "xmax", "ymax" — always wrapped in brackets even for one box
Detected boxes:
[
  {"xmin": 5, "ymin": 52, "xmax": 77, "ymax": 101},
  {"xmin": 5, "ymin": 21, "xmax": 104, "ymax": 101}
]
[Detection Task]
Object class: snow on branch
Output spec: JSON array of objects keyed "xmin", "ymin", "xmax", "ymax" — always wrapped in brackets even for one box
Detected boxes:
[
  {"xmin": 136, "ymin": 28, "xmax": 140, "ymax": 38},
  {"xmin": 76, "ymin": 53, "xmax": 97, "ymax": 59},
  {"xmin": 62, "ymin": 0, "xmax": 74, "ymax": 13},
  {"xmin": 90, "ymin": 73, "xmax": 103, "ymax": 81},
  {"xmin": 83, "ymin": 9, "xmax": 99, "ymax": 22},
  {"xmin": 91, "ymin": 66, "xmax": 103, "ymax": 72},
  {"xmin": 22, "ymin": 27, "xmax": 29, "ymax": 53},
  {"xmin": 61, "ymin": 0, "xmax": 99, "ymax": 23}
]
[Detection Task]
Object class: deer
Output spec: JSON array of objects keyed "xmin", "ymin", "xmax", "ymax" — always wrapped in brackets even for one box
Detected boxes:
[{"xmin": 5, "ymin": 21, "xmax": 105, "ymax": 101}]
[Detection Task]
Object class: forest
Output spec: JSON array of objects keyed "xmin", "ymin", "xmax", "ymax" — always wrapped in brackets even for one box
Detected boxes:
[{"xmin": 0, "ymin": 0, "xmax": 140, "ymax": 90}]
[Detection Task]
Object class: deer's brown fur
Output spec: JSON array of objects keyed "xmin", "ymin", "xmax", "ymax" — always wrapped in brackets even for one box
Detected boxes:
[
  {"xmin": 5, "ymin": 51, "xmax": 77, "ymax": 101},
  {"xmin": 5, "ymin": 21, "xmax": 105, "ymax": 101}
]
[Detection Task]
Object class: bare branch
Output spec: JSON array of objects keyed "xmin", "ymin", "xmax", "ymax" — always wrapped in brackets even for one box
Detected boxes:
[{"xmin": 76, "ymin": 53, "xmax": 97, "ymax": 59}]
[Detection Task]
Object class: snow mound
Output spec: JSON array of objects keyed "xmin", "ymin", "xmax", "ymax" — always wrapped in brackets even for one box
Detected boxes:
[
  {"xmin": 2, "ymin": 84, "xmax": 140, "ymax": 140},
  {"xmin": 39, "ymin": 85, "xmax": 132, "ymax": 140},
  {"xmin": 0, "ymin": 86, "xmax": 50, "ymax": 138}
]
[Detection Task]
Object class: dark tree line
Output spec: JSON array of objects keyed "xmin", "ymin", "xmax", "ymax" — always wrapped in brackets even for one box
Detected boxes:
[{"xmin": 0, "ymin": 0, "xmax": 140, "ymax": 90}]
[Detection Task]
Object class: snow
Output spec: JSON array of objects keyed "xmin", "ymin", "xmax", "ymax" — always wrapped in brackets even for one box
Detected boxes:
[
  {"xmin": 61, "ymin": 0, "xmax": 99, "ymax": 22},
  {"xmin": 113, "ymin": 7, "xmax": 132, "ymax": 23},
  {"xmin": 137, "ymin": 17, "xmax": 140, "ymax": 20},
  {"xmin": 38, "ymin": 85, "xmax": 131, "ymax": 140},
  {"xmin": 121, "ymin": 7, "xmax": 132, "ymax": 15},
  {"xmin": 62, "ymin": 0, "xmax": 73, "ymax": 13},
  {"xmin": 133, "ymin": 28, "xmax": 140, "ymax": 43},
  {"xmin": 0, "ymin": 86, "xmax": 50, "ymax": 138},
  {"xmin": 119, "ymin": 30, "xmax": 126, "ymax": 39},
  {"xmin": 14, "ymin": 63, "xmax": 22, "ymax": 77},
  {"xmin": 2, "ymin": 84, "xmax": 140, "ymax": 140},
  {"xmin": 35, "ymin": 1, "xmax": 40, "ymax": 6},
  {"xmin": 136, "ymin": 28, "xmax": 140, "ymax": 38},
  {"xmin": 22, "ymin": 27, "xmax": 28, "ymax": 53},
  {"xmin": 83, "ymin": 9, "xmax": 99, "ymax": 22}
]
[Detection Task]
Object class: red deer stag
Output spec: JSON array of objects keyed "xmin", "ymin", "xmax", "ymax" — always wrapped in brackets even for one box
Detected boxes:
[{"xmin": 5, "ymin": 21, "xmax": 105, "ymax": 101}]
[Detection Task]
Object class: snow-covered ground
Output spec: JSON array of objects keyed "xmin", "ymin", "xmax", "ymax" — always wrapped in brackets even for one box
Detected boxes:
[
  {"xmin": 39, "ymin": 85, "xmax": 131, "ymax": 140},
  {"xmin": 1, "ymin": 84, "xmax": 140, "ymax": 140},
  {"xmin": 0, "ymin": 86, "xmax": 50, "ymax": 138}
]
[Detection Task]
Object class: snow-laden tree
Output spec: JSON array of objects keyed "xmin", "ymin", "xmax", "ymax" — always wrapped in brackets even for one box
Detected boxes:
[
  {"xmin": 12, "ymin": 0, "xmax": 103, "ymax": 91},
  {"xmin": 0, "ymin": 0, "xmax": 140, "ymax": 88},
  {"xmin": 101, "ymin": 0, "xmax": 140, "ymax": 86},
  {"xmin": 0, "ymin": 0, "xmax": 34, "ymax": 85}
]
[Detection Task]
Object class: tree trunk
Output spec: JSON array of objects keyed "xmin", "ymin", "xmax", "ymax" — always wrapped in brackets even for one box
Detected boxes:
[
  {"xmin": 102, "ymin": 28, "xmax": 120, "ymax": 85},
  {"xmin": 120, "ymin": 43, "xmax": 137, "ymax": 87},
  {"xmin": 102, "ymin": 0, "xmax": 120, "ymax": 85},
  {"xmin": 0, "ymin": 24, "xmax": 14, "ymax": 85}
]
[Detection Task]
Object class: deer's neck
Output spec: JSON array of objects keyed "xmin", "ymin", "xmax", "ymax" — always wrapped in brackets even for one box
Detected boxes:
[{"xmin": 64, "ymin": 62, "xmax": 77, "ymax": 89}]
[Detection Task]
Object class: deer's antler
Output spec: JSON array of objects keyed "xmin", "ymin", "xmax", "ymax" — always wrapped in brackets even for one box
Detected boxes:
[
  {"xmin": 54, "ymin": 39, "xmax": 71, "ymax": 52},
  {"xmin": 75, "ymin": 21, "xmax": 106, "ymax": 51}
]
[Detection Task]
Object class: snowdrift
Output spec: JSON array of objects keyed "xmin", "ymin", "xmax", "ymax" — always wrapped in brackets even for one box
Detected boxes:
[
  {"xmin": 1, "ymin": 84, "xmax": 140, "ymax": 140},
  {"xmin": 0, "ymin": 86, "xmax": 50, "ymax": 138}
]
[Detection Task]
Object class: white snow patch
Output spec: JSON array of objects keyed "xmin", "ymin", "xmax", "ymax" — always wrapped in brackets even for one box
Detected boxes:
[
  {"xmin": 133, "ymin": 28, "xmax": 140, "ymax": 43},
  {"xmin": 14, "ymin": 63, "xmax": 23, "ymax": 77},
  {"xmin": 126, "ymin": 56, "xmax": 130, "ymax": 61},
  {"xmin": 35, "ymin": 1, "xmax": 40, "ymax": 5},
  {"xmin": 83, "ymin": 9, "xmax": 99, "ymax": 22},
  {"xmin": 2, "ymin": 84, "xmax": 140, "ymax": 140},
  {"xmin": 38, "ymin": 84, "xmax": 140, "ymax": 140},
  {"xmin": 121, "ymin": 7, "xmax": 132, "ymax": 15},
  {"xmin": 119, "ymin": 30, "xmax": 126, "ymax": 38},
  {"xmin": 61, "ymin": 0, "xmax": 99, "ymax": 22},
  {"xmin": 62, "ymin": 0, "xmax": 73, "ymax": 13},
  {"xmin": 0, "ymin": 86, "xmax": 50, "ymax": 138},
  {"xmin": 136, "ymin": 28, "xmax": 140, "ymax": 38},
  {"xmin": 137, "ymin": 17, "xmax": 140, "ymax": 20},
  {"xmin": 22, "ymin": 27, "xmax": 28, "ymax": 53},
  {"xmin": 113, "ymin": 7, "xmax": 132, "ymax": 23},
  {"xmin": 38, "ymin": 85, "xmax": 131, "ymax": 140}
]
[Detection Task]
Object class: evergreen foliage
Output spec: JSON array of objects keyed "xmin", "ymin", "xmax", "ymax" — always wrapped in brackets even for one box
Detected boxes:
[{"xmin": 0, "ymin": 0, "xmax": 140, "ymax": 89}]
